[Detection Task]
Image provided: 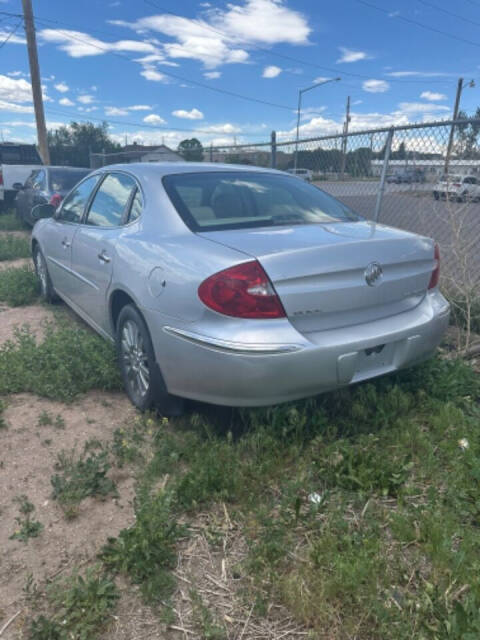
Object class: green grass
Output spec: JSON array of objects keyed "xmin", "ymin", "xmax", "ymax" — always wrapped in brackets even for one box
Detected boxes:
[
  {"xmin": 0, "ymin": 234, "xmax": 30, "ymax": 261},
  {"xmin": 97, "ymin": 356, "xmax": 480, "ymax": 637},
  {"xmin": 0, "ymin": 265, "xmax": 39, "ymax": 306},
  {"xmin": 0, "ymin": 211, "xmax": 28, "ymax": 231},
  {"xmin": 9, "ymin": 495, "xmax": 43, "ymax": 543},
  {"xmin": 51, "ymin": 441, "xmax": 117, "ymax": 518},
  {"xmin": 0, "ymin": 323, "xmax": 122, "ymax": 401},
  {"xmin": 29, "ymin": 568, "xmax": 119, "ymax": 640}
]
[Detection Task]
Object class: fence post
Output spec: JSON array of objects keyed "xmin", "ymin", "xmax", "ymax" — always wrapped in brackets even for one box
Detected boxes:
[
  {"xmin": 373, "ymin": 127, "xmax": 394, "ymax": 223},
  {"xmin": 209, "ymin": 143, "xmax": 213, "ymax": 162},
  {"xmin": 271, "ymin": 130, "xmax": 276, "ymax": 169}
]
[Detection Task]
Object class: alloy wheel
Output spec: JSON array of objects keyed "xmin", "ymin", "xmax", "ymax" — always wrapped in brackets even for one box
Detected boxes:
[{"xmin": 121, "ymin": 319, "xmax": 150, "ymax": 398}]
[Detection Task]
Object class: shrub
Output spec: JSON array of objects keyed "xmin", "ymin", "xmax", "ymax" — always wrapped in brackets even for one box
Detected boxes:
[{"xmin": 0, "ymin": 265, "xmax": 38, "ymax": 306}]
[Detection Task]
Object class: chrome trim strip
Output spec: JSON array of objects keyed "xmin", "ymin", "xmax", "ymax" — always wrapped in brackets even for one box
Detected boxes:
[
  {"xmin": 163, "ymin": 326, "xmax": 303, "ymax": 355},
  {"xmin": 47, "ymin": 257, "xmax": 99, "ymax": 291}
]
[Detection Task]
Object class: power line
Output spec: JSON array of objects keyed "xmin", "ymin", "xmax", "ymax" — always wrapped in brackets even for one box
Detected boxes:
[
  {"xmin": 416, "ymin": 0, "xmax": 480, "ymax": 28},
  {"xmin": 32, "ymin": 17, "xmax": 301, "ymax": 113},
  {"xmin": 0, "ymin": 8, "xmax": 455, "ymax": 85},
  {"xmin": 45, "ymin": 105, "xmax": 272, "ymax": 137},
  {"xmin": 141, "ymin": 0, "xmax": 455, "ymax": 85},
  {"xmin": 0, "ymin": 18, "xmax": 22, "ymax": 49},
  {"xmin": 355, "ymin": 0, "xmax": 480, "ymax": 49}
]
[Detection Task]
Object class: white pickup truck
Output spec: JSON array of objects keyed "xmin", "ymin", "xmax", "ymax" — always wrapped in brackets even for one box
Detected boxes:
[{"xmin": 0, "ymin": 143, "xmax": 42, "ymax": 210}]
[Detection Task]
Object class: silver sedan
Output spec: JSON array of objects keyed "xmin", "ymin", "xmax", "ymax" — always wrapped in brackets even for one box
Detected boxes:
[{"xmin": 31, "ymin": 163, "xmax": 450, "ymax": 414}]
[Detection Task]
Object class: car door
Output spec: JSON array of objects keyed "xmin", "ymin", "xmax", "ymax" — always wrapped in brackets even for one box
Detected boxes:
[
  {"xmin": 70, "ymin": 172, "xmax": 138, "ymax": 333},
  {"xmin": 42, "ymin": 174, "xmax": 101, "ymax": 297}
]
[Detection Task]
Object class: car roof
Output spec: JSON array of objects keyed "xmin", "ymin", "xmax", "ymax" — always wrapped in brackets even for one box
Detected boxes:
[{"xmin": 94, "ymin": 161, "xmax": 285, "ymax": 179}]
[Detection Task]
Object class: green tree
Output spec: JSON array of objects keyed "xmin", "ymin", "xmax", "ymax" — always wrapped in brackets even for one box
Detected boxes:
[
  {"xmin": 47, "ymin": 121, "xmax": 120, "ymax": 168},
  {"xmin": 456, "ymin": 108, "xmax": 480, "ymax": 159},
  {"xmin": 177, "ymin": 138, "xmax": 204, "ymax": 162}
]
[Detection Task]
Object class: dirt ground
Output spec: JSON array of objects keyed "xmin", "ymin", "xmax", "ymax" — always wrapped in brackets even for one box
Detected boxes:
[{"xmin": 0, "ymin": 392, "xmax": 137, "ymax": 639}]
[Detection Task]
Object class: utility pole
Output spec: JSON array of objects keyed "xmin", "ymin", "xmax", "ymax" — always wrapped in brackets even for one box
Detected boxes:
[
  {"xmin": 340, "ymin": 95, "xmax": 351, "ymax": 180},
  {"xmin": 444, "ymin": 78, "xmax": 463, "ymax": 176},
  {"xmin": 22, "ymin": 0, "xmax": 50, "ymax": 165}
]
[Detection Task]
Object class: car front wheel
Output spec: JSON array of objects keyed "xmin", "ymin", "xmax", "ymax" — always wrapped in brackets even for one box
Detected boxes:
[
  {"xmin": 433, "ymin": 191, "xmax": 439, "ymax": 200},
  {"xmin": 33, "ymin": 246, "xmax": 57, "ymax": 303},
  {"xmin": 116, "ymin": 304, "xmax": 183, "ymax": 415}
]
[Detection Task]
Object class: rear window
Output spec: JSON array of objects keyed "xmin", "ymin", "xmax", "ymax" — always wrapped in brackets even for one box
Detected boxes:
[
  {"xmin": 163, "ymin": 171, "xmax": 360, "ymax": 232},
  {"xmin": 49, "ymin": 169, "xmax": 90, "ymax": 192}
]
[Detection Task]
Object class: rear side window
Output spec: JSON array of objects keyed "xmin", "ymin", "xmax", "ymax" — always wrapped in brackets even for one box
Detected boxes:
[
  {"xmin": 128, "ymin": 188, "xmax": 143, "ymax": 222},
  {"xmin": 57, "ymin": 175, "xmax": 100, "ymax": 223},
  {"xmin": 86, "ymin": 173, "xmax": 136, "ymax": 227},
  {"xmin": 163, "ymin": 171, "xmax": 360, "ymax": 232},
  {"xmin": 49, "ymin": 170, "xmax": 90, "ymax": 193}
]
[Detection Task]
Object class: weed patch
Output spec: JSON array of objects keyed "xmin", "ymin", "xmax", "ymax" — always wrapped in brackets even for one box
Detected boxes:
[
  {"xmin": 101, "ymin": 489, "xmax": 184, "ymax": 604},
  {"xmin": 0, "ymin": 324, "xmax": 121, "ymax": 401},
  {"xmin": 9, "ymin": 495, "xmax": 43, "ymax": 542},
  {"xmin": 29, "ymin": 568, "xmax": 119, "ymax": 640},
  {"xmin": 51, "ymin": 442, "xmax": 117, "ymax": 517},
  {"xmin": 0, "ymin": 265, "xmax": 38, "ymax": 306},
  {"xmin": 0, "ymin": 234, "xmax": 30, "ymax": 261}
]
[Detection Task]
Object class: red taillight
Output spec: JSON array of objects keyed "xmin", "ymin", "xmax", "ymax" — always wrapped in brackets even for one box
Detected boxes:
[
  {"xmin": 198, "ymin": 260, "xmax": 286, "ymax": 319},
  {"xmin": 453, "ymin": 183, "xmax": 461, "ymax": 187},
  {"xmin": 428, "ymin": 243, "xmax": 440, "ymax": 289}
]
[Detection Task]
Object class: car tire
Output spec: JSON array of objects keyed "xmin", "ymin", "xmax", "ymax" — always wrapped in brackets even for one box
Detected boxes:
[
  {"xmin": 116, "ymin": 304, "xmax": 184, "ymax": 416},
  {"xmin": 433, "ymin": 191, "xmax": 439, "ymax": 200},
  {"xmin": 33, "ymin": 246, "xmax": 57, "ymax": 303}
]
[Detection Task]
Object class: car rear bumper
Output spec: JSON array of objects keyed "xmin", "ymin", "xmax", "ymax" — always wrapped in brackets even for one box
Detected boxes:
[{"xmin": 144, "ymin": 290, "xmax": 450, "ymax": 407}]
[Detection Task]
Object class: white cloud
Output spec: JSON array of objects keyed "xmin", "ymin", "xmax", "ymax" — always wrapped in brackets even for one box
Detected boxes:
[
  {"xmin": 172, "ymin": 108, "xmax": 204, "ymax": 120},
  {"xmin": 386, "ymin": 70, "xmax": 454, "ymax": 78},
  {"xmin": 140, "ymin": 69, "xmax": 168, "ymax": 82},
  {"xmin": 337, "ymin": 47, "xmax": 368, "ymax": 63},
  {"xmin": 111, "ymin": 0, "xmax": 310, "ymax": 68},
  {"xmin": 143, "ymin": 113, "xmax": 166, "ymax": 124},
  {"xmin": 313, "ymin": 76, "xmax": 331, "ymax": 84},
  {"xmin": 262, "ymin": 65, "xmax": 282, "ymax": 78},
  {"xmin": 0, "ymin": 75, "xmax": 33, "ymax": 103},
  {"xmin": 0, "ymin": 28, "xmax": 26, "ymax": 46},
  {"xmin": 0, "ymin": 101, "xmax": 34, "ymax": 113},
  {"xmin": 204, "ymin": 71, "xmax": 221, "ymax": 79},
  {"xmin": 54, "ymin": 82, "xmax": 69, "ymax": 93},
  {"xmin": 6, "ymin": 71, "xmax": 27, "ymax": 78},
  {"xmin": 128, "ymin": 104, "xmax": 153, "ymax": 111},
  {"xmin": 39, "ymin": 28, "xmax": 157, "ymax": 58},
  {"xmin": 59, "ymin": 97, "xmax": 74, "ymax": 106},
  {"xmin": 78, "ymin": 94, "xmax": 94, "ymax": 104},
  {"xmin": 362, "ymin": 79, "xmax": 390, "ymax": 93},
  {"xmin": 201, "ymin": 123, "xmax": 240, "ymax": 134},
  {"xmin": 105, "ymin": 106, "xmax": 129, "ymax": 116},
  {"xmin": 420, "ymin": 91, "xmax": 447, "ymax": 101},
  {"xmin": 396, "ymin": 102, "xmax": 450, "ymax": 114}
]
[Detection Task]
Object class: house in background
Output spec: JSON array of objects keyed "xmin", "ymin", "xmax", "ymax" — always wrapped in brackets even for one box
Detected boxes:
[{"xmin": 90, "ymin": 143, "xmax": 183, "ymax": 168}]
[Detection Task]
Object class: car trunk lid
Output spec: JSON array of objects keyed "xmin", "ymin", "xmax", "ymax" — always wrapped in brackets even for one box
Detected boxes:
[{"xmin": 200, "ymin": 221, "xmax": 435, "ymax": 334}]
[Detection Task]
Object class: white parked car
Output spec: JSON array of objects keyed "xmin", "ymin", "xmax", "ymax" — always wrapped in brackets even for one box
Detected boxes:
[
  {"xmin": 287, "ymin": 168, "xmax": 313, "ymax": 182},
  {"xmin": 433, "ymin": 175, "xmax": 480, "ymax": 202}
]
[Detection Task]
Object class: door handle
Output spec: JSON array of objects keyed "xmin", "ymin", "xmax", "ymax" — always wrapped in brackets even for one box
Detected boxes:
[
  {"xmin": 61, "ymin": 239, "xmax": 71, "ymax": 248},
  {"xmin": 98, "ymin": 251, "xmax": 111, "ymax": 263}
]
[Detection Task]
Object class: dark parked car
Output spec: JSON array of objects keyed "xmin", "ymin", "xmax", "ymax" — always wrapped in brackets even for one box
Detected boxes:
[
  {"xmin": 14, "ymin": 166, "xmax": 91, "ymax": 226},
  {"xmin": 386, "ymin": 169, "xmax": 426, "ymax": 184}
]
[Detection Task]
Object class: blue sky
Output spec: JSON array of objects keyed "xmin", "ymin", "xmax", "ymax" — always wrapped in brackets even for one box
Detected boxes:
[{"xmin": 1, "ymin": 0, "xmax": 479, "ymax": 149}]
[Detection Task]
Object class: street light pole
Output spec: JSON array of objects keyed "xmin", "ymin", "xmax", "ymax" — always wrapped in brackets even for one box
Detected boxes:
[{"xmin": 294, "ymin": 77, "xmax": 340, "ymax": 171}]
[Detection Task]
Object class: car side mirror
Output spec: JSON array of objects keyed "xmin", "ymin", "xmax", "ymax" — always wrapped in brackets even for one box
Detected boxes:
[
  {"xmin": 12, "ymin": 182, "xmax": 24, "ymax": 190},
  {"xmin": 31, "ymin": 203, "xmax": 55, "ymax": 221}
]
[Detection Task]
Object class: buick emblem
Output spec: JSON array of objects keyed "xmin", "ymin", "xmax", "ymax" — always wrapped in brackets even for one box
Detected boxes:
[{"xmin": 365, "ymin": 261, "xmax": 383, "ymax": 286}]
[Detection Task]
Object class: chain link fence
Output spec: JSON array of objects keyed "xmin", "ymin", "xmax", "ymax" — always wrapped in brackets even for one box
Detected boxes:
[{"xmin": 210, "ymin": 119, "xmax": 480, "ymax": 349}]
